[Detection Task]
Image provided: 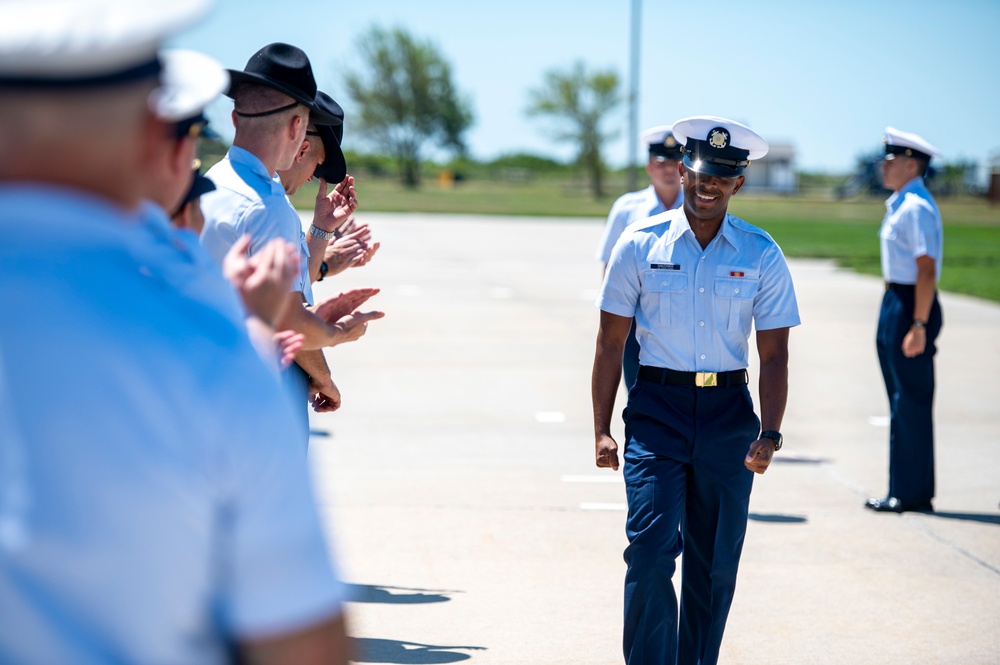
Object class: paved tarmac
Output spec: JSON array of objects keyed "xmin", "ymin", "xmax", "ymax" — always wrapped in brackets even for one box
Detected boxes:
[{"xmin": 304, "ymin": 212, "xmax": 1000, "ymax": 665}]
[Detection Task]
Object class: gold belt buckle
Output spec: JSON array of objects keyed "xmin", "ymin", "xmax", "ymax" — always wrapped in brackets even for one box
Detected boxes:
[{"xmin": 695, "ymin": 372, "xmax": 718, "ymax": 388}]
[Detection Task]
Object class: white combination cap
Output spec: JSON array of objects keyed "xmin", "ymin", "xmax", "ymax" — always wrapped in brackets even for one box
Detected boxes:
[
  {"xmin": 672, "ymin": 115, "xmax": 768, "ymax": 178},
  {"xmin": 884, "ymin": 126, "xmax": 940, "ymax": 161},
  {"xmin": 148, "ymin": 49, "xmax": 228, "ymax": 123},
  {"xmin": 639, "ymin": 125, "xmax": 683, "ymax": 159},
  {"xmin": 0, "ymin": 0, "xmax": 209, "ymax": 87}
]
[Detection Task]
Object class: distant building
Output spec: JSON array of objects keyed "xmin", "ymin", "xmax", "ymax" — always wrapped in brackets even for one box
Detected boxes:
[{"xmin": 742, "ymin": 142, "xmax": 797, "ymax": 194}]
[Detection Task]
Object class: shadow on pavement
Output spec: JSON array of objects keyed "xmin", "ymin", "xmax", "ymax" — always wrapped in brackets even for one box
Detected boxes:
[
  {"xmin": 748, "ymin": 513, "xmax": 808, "ymax": 524},
  {"xmin": 928, "ymin": 511, "xmax": 1000, "ymax": 525},
  {"xmin": 346, "ymin": 583, "xmax": 456, "ymax": 604},
  {"xmin": 350, "ymin": 638, "xmax": 486, "ymax": 664},
  {"xmin": 770, "ymin": 455, "xmax": 829, "ymax": 465}
]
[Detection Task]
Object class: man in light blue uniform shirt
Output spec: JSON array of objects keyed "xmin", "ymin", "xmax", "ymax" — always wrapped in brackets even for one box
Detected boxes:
[
  {"xmin": 0, "ymin": 2, "xmax": 351, "ymax": 663},
  {"xmin": 865, "ymin": 127, "xmax": 943, "ymax": 514},
  {"xmin": 596, "ymin": 126, "xmax": 685, "ymax": 390},
  {"xmin": 592, "ymin": 116, "xmax": 800, "ymax": 665},
  {"xmin": 201, "ymin": 43, "xmax": 382, "ymax": 425}
]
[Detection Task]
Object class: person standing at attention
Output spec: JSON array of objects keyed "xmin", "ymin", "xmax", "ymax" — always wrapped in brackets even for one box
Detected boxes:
[
  {"xmin": 595, "ymin": 126, "xmax": 685, "ymax": 390},
  {"xmin": 591, "ymin": 116, "xmax": 800, "ymax": 665},
  {"xmin": 865, "ymin": 126, "xmax": 943, "ymax": 514}
]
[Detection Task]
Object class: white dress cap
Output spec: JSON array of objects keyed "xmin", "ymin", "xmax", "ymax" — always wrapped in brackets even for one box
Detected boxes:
[
  {"xmin": 0, "ymin": 0, "xmax": 209, "ymax": 81},
  {"xmin": 638, "ymin": 125, "xmax": 674, "ymax": 150},
  {"xmin": 148, "ymin": 50, "xmax": 228, "ymax": 122},
  {"xmin": 884, "ymin": 126, "xmax": 940, "ymax": 159},
  {"xmin": 672, "ymin": 115, "xmax": 768, "ymax": 160}
]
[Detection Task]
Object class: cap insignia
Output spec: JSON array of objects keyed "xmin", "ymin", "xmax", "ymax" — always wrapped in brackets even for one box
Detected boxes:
[
  {"xmin": 707, "ymin": 127, "xmax": 730, "ymax": 149},
  {"xmin": 664, "ymin": 135, "xmax": 677, "ymax": 148}
]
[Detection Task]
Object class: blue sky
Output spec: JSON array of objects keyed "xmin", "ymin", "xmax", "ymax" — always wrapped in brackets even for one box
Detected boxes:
[{"xmin": 170, "ymin": 0, "xmax": 1000, "ymax": 174}]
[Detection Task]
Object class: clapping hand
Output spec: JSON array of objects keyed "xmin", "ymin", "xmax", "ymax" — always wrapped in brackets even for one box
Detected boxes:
[
  {"xmin": 313, "ymin": 175, "xmax": 358, "ymax": 235},
  {"xmin": 223, "ymin": 235, "xmax": 299, "ymax": 326}
]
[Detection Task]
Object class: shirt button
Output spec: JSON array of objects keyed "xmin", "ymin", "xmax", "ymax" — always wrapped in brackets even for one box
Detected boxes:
[
  {"xmin": 699, "ymin": 287, "xmax": 705, "ymax": 293},
  {"xmin": 735, "ymin": 288, "xmax": 740, "ymax": 294},
  {"xmin": 699, "ymin": 321, "xmax": 705, "ymax": 327},
  {"xmin": 700, "ymin": 354, "xmax": 706, "ymax": 360}
]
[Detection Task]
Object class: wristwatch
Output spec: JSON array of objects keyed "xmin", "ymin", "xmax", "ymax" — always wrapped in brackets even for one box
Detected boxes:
[
  {"xmin": 309, "ymin": 224, "xmax": 335, "ymax": 241},
  {"xmin": 760, "ymin": 430, "xmax": 783, "ymax": 451},
  {"xmin": 911, "ymin": 319, "xmax": 927, "ymax": 329}
]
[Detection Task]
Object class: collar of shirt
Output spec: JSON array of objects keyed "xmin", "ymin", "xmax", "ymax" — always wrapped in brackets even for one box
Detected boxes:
[
  {"xmin": 225, "ymin": 145, "xmax": 284, "ymax": 194},
  {"xmin": 885, "ymin": 176, "xmax": 926, "ymax": 213},
  {"xmin": 658, "ymin": 208, "xmax": 739, "ymax": 253}
]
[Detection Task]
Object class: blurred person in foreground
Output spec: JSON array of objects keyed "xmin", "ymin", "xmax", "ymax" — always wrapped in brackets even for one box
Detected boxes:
[
  {"xmin": 0, "ymin": 1, "xmax": 351, "ymax": 663},
  {"xmin": 592, "ymin": 116, "xmax": 800, "ymax": 665},
  {"xmin": 865, "ymin": 127, "xmax": 944, "ymax": 514},
  {"xmin": 595, "ymin": 125, "xmax": 686, "ymax": 392}
]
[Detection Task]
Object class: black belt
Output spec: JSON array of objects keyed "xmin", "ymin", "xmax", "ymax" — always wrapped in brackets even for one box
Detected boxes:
[
  {"xmin": 886, "ymin": 282, "xmax": 915, "ymax": 292},
  {"xmin": 638, "ymin": 365, "xmax": 748, "ymax": 388}
]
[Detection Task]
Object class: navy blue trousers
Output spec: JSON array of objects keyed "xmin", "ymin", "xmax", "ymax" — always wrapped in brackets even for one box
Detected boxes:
[
  {"xmin": 622, "ymin": 378, "xmax": 760, "ymax": 665},
  {"xmin": 875, "ymin": 286, "xmax": 942, "ymax": 504}
]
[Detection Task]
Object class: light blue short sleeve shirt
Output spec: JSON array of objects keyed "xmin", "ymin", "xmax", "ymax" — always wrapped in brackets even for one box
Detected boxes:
[
  {"xmin": 880, "ymin": 176, "xmax": 943, "ymax": 283},
  {"xmin": 200, "ymin": 146, "xmax": 315, "ymax": 305},
  {"xmin": 598, "ymin": 208, "xmax": 801, "ymax": 372},
  {"xmin": 0, "ymin": 186, "xmax": 345, "ymax": 665},
  {"xmin": 595, "ymin": 185, "xmax": 683, "ymax": 264}
]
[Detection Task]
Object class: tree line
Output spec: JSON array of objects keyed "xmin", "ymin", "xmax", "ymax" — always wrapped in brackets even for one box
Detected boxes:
[{"xmin": 341, "ymin": 25, "xmax": 620, "ymax": 197}]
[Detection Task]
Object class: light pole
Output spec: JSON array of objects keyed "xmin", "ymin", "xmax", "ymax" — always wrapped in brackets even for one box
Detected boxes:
[{"xmin": 626, "ymin": 0, "xmax": 642, "ymax": 192}]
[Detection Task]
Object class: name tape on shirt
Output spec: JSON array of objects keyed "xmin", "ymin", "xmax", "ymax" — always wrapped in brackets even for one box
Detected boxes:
[{"xmin": 650, "ymin": 263, "xmax": 681, "ymax": 271}]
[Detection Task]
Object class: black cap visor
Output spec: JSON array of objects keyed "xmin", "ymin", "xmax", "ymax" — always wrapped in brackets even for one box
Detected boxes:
[
  {"xmin": 884, "ymin": 144, "xmax": 931, "ymax": 162},
  {"xmin": 681, "ymin": 154, "xmax": 745, "ymax": 178},
  {"xmin": 649, "ymin": 144, "xmax": 684, "ymax": 161},
  {"xmin": 681, "ymin": 138, "xmax": 750, "ymax": 178}
]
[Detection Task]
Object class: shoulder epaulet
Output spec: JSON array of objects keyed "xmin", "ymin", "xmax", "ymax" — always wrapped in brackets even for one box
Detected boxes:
[{"xmin": 727, "ymin": 214, "xmax": 776, "ymax": 243}]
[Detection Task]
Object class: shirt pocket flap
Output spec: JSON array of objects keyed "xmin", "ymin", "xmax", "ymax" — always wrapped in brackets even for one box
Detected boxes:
[
  {"xmin": 714, "ymin": 277, "xmax": 758, "ymax": 299},
  {"xmin": 644, "ymin": 271, "xmax": 688, "ymax": 293}
]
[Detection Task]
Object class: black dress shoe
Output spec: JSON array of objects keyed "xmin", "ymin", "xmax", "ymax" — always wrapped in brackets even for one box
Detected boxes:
[{"xmin": 865, "ymin": 496, "xmax": 933, "ymax": 513}]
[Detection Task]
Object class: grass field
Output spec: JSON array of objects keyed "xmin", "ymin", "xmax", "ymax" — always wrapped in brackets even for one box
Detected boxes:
[{"xmin": 291, "ymin": 173, "xmax": 1000, "ymax": 302}]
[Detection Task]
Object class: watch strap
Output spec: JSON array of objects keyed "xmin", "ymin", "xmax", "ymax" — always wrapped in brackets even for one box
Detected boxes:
[{"xmin": 760, "ymin": 429, "xmax": 783, "ymax": 451}]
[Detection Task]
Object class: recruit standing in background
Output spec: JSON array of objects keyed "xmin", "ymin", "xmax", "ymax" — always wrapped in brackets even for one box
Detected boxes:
[
  {"xmin": 865, "ymin": 127, "xmax": 944, "ymax": 514},
  {"xmin": 595, "ymin": 126, "xmax": 685, "ymax": 390},
  {"xmin": 592, "ymin": 116, "xmax": 800, "ymax": 665}
]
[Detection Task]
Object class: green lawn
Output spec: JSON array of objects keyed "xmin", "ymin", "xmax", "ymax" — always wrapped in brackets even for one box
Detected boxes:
[{"xmin": 291, "ymin": 174, "xmax": 1000, "ymax": 302}]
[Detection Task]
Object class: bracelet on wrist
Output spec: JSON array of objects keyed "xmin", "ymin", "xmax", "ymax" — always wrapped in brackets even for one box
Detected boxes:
[{"xmin": 309, "ymin": 224, "xmax": 335, "ymax": 241}]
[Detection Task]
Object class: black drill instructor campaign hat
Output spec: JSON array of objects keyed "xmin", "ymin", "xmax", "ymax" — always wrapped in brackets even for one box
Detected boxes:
[
  {"xmin": 226, "ymin": 43, "xmax": 339, "ymax": 124},
  {"xmin": 312, "ymin": 91, "xmax": 348, "ymax": 183}
]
